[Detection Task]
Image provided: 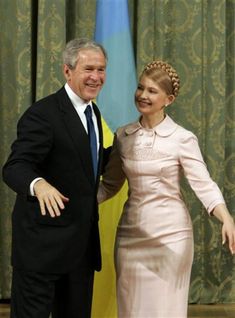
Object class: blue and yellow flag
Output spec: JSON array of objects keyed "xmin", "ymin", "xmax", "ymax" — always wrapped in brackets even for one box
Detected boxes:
[
  {"xmin": 92, "ymin": 1, "xmax": 138, "ymax": 317},
  {"xmin": 95, "ymin": 0, "xmax": 138, "ymax": 134}
]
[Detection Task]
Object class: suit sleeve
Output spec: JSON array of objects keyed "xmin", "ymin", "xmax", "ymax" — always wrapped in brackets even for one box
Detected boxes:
[
  {"xmin": 2, "ymin": 107, "xmax": 53, "ymax": 196},
  {"xmin": 101, "ymin": 146, "xmax": 112, "ymax": 175},
  {"xmin": 179, "ymin": 132, "xmax": 225, "ymax": 213}
]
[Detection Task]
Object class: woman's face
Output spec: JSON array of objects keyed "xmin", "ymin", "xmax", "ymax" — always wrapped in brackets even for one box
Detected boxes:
[{"xmin": 135, "ymin": 75, "xmax": 173, "ymax": 116}]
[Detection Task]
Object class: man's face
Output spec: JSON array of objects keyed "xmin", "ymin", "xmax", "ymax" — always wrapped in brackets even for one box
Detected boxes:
[{"xmin": 64, "ymin": 48, "xmax": 106, "ymax": 102}]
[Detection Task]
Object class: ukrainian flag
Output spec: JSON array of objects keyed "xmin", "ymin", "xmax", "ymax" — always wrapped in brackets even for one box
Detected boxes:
[{"xmin": 92, "ymin": 1, "xmax": 138, "ymax": 317}]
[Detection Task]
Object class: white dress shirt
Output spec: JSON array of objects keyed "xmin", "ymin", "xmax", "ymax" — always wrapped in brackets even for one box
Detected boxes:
[{"xmin": 64, "ymin": 83, "xmax": 100, "ymax": 140}]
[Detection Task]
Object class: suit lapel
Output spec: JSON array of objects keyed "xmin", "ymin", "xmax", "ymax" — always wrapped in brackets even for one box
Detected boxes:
[{"xmin": 55, "ymin": 88, "xmax": 95, "ymax": 184}]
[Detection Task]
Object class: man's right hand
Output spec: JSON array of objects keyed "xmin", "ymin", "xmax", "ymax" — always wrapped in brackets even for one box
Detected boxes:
[{"xmin": 34, "ymin": 179, "xmax": 69, "ymax": 217}]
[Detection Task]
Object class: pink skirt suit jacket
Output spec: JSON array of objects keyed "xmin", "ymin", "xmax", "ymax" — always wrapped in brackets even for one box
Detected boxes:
[{"xmin": 98, "ymin": 114, "xmax": 225, "ymax": 318}]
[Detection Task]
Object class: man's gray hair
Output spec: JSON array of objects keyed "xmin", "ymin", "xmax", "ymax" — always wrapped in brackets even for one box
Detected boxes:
[{"xmin": 62, "ymin": 38, "xmax": 108, "ymax": 69}]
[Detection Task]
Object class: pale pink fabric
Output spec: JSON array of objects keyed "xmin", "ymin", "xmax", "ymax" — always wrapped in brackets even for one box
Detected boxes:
[{"xmin": 98, "ymin": 115, "xmax": 225, "ymax": 318}]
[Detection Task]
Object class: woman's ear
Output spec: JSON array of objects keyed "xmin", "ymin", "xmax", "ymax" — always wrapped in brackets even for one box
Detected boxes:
[{"xmin": 166, "ymin": 94, "xmax": 175, "ymax": 106}]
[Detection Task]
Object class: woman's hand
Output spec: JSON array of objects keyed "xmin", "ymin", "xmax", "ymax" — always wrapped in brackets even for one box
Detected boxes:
[
  {"xmin": 213, "ymin": 203, "xmax": 235, "ymax": 255},
  {"xmin": 222, "ymin": 218, "xmax": 235, "ymax": 255}
]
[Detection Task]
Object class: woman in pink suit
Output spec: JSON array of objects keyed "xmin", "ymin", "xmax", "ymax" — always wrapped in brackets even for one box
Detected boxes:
[{"xmin": 98, "ymin": 60, "xmax": 235, "ymax": 318}]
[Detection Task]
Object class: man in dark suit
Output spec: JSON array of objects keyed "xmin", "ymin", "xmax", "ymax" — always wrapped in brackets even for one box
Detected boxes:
[{"xmin": 2, "ymin": 38, "xmax": 108, "ymax": 318}]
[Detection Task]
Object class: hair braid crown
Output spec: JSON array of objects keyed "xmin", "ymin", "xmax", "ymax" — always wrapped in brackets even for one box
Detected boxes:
[{"xmin": 144, "ymin": 60, "xmax": 180, "ymax": 97}]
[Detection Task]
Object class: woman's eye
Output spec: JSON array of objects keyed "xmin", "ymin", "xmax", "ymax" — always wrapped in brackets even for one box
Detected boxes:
[{"xmin": 149, "ymin": 88, "xmax": 158, "ymax": 93}]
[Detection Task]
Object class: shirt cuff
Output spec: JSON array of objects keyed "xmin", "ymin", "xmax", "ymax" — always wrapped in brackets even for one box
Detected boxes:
[{"xmin": 30, "ymin": 177, "xmax": 43, "ymax": 196}]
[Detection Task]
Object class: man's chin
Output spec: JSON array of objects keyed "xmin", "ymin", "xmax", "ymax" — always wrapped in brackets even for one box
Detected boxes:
[
  {"xmin": 85, "ymin": 95, "xmax": 97, "ymax": 102},
  {"xmin": 86, "ymin": 91, "xmax": 101, "ymax": 101}
]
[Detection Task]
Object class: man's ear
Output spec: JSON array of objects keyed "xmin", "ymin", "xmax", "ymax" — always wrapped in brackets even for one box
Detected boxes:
[{"xmin": 63, "ymin": 64, "xmax": 70, "ymax": 79}]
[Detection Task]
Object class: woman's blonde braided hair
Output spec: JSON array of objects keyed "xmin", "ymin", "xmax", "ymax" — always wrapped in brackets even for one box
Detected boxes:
[{"xmin": 143, "ymin": 60, "xmax": 180, "ymax": 97}]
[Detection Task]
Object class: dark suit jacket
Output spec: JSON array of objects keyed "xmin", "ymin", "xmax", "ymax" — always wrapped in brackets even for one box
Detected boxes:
[{"xmin": 2, "ymin": 87, "xmax": 103, "ymax": 273}]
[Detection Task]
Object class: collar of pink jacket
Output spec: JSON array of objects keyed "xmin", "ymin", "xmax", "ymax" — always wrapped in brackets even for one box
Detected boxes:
[{"xmin": 125, "ymin": 115, "xmax": 178, "ymax": 137}]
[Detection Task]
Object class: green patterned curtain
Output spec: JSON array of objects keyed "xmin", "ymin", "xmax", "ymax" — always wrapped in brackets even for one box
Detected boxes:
[{"xmin": 0, "ymin": 0, "xmax": 234, "ymax": 308}]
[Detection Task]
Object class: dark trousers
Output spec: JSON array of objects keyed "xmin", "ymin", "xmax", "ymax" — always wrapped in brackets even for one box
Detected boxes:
[{"xmin": 10, "ymin": 246, "xmax": 95, "ymax": 318}]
